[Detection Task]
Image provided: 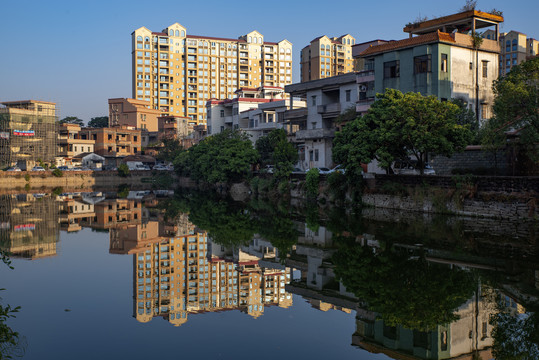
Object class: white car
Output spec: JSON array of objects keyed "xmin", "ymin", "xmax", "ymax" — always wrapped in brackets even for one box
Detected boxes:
[
  {"xmin": 6, "ymin": 167, "xmax": 21, "ymax": 172},
  {"xmin": 307, "ymin": 167, "xmax": 331, "ymax": 174},
  {"xmin": 31, "ymin": 166, "xmax": 46, "ymax": 171},
  {"xmin": 153, "ymin": 164, "xmax": 169, "ymax": 171},
  {"xmin": 328, "ymin": 165, "xmax": 346, "ymax": 174}
]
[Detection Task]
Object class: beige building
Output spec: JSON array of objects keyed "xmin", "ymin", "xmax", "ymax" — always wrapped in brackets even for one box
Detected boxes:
[
  {"xmin": 300, "ymin": 34, "xmax": 356, "ymax": 82},
  {"xmin": 132, "ymin": 24, "xmax": 293, "ymax": 125},
  {"xmin": 483, "ymin": 29, "xmax": 539, "ymax": 76},
  {"xmin": 57, "ymin": 123, "xmax": 95, "ymax": 161},
  {"xmin": 108, "ymin": 98, "xmax": 162, "ymax": 132}
]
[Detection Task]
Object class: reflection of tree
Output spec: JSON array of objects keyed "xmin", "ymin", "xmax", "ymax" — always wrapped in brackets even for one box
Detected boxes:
[
  {"xmin": 333, "ymin": 241, "xmax": 476, "ymax": 330},
  {"xmin": 0, "ymin": 249, "xmax": 25, "ymax": 359},
  {"xmin": 160, "ymin": 192, "xmax": 298, "ymax": 254},
  {"xmin": 491, "ymin": 305, "xmax": 539, "ymax": 359}
]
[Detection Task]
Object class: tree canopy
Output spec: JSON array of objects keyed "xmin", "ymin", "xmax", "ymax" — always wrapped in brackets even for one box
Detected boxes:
[
  {"xmin": 484, "ymin": 57, "xmax": 539, "ymax": 163},
  {"xmin": 88, "ymin": 116, "xmax": 109, "ymax": 128},
  {"xmin": 255, "ymin": 128, "xmax": 298, "ymax": 179},
  {"xmin": 174, "ymin": 129, "xmax": 258, "ymax": 184},
  {"xmin": 59, "ymin": 116, "xmax": 84, "ymax": 126},
  {"xmin": 333, "ymin": 89, "xmax": 473, "ymax": 174}
]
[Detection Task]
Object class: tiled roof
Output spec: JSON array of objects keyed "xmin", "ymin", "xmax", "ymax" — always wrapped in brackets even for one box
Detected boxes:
[
  {"xmin": 359, "ymin": 31, "xmax": 456, "ymax": 56},
  {"xmin": 187, "ymin": 34, "xmax": 246, "ymax": 43}
]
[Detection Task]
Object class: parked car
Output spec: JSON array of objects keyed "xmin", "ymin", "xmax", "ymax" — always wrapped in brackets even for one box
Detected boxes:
[
  {"xmin": 31, "ymin": 166, "xmax": 46, "ymax": 171},
  {"xmin": 392, "ymin": 159, "xmax": 435, "ymax": 175},
  {"xmin": 152, "ymin": 164, "xmax": 169, "ymax": 171},
  {"xmin": 307, "ymin": 167, "xmax": 331, "ymax": 174},
  {"xmin": 262, "ymin": 165, "xmax": 274, "ymax": 174},
  {"xmin": 57, "ymin": 166, "xmax": 70, "ymax": 171},
  {"xmin": 291, "ymin": 168, "xmax": 305, "ymax": 174},
  {"xmin": 328, "ymin": 164, "xmax": 346, "ymax": 174},
  {"xmin": 6, "ymin": 167, "xmax": 21, "ymax": 172}
]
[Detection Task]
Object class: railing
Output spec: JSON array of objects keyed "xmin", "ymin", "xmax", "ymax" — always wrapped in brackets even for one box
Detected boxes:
[
  {"xmin": 284, "ymin": 108, "xmax": 308, "ymax": 120},
  {"xmin": 295, "ymin": 128, "xmax": 335, "ymax": 140},
  {"xmin": 317, "ymin": 102, "xmax": 341, "ymax": 115}
]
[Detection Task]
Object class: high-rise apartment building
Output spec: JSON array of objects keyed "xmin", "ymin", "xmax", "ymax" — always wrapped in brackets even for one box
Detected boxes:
[
  {"xmin": 132, "ymin": 24, "xmax": 293, "ymax": 125},
  {"xmin": 483, "ymin": 30, "xmax": 539, "ymax": 76},
  {"xmin": 300, "ymin": 35, "xmax": 356, "ymax": 82}
]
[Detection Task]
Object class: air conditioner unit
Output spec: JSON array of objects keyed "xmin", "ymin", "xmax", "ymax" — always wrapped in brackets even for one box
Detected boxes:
[{"xmin": 359, "ymin": 85, "xmax": 367, "ymax": 92}]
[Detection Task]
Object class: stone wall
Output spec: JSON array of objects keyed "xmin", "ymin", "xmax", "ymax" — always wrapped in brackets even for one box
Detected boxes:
[
  {"xmin": 431, "ymin": 146, "xmax": 509, "ymax": 175},
  {"xmin": 371, "ymin": 174, "xmax": 539, "ymax": 193}
]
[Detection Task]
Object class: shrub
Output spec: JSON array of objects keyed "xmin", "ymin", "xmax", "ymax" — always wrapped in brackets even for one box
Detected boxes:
[
  {"xmin": 250, "ymin": 177, "xmax": 260, "ymax": 194},
  {"xmin": 52, "ymin": 169, "xmax": 63, "ymax": 177},
  {"xmin": 305, "ymin": 168, "xmax": 320, "ymax": 198},
  {"xmin": 277, "ymin": 179, "xmax": 290, "ymax": 195},
  {"xmin": 118, "ymin": 164, "xmax": 130, "ymax": 177},
  {"xmin": 24, "ymin": 174, "xmax": 30, "ymax": 182},
  {"xmin": 380, "ymin": 181, "xmax": 408, "ymax": 196}
]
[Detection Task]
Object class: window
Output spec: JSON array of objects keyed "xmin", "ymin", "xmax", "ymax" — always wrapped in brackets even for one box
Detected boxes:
[
  {"xmin": 512, "ymin": 39, "xmax": 517, "ymax": 51},
  {"xmin": 481, "ymin": 103, "xmax": 489, "ymax": 119},
  {"xmin": 345, "ymin": 90, "xmax": 351, "ymax": 102},
  {"xmin": 482, "ymin": 61, "xmax": 488, "ymax": 78},
  {"xmin": 314, "ymin": 149, "xmax": 319, "ymax": 161},
  {"xmin": 441, "ymin": 54, "xmax": 448, "ymax": 72},
  {"xmin": 383, "ymin": 60, "xmax": 400, "ymax": 78},
  {"xmin": 414, "ymin": 54, "xmax": 431, "ymax": 73},
  {"xmin": 181, "ymin": 30, "xmax": 185, "ymax": 37},
  {"xmin": 220, "ymin": 110, "xmax": 224, "ymax": 118},
  {"xmin": 311, "ymin": 96, "xmax": 316, "ymax": 106}
]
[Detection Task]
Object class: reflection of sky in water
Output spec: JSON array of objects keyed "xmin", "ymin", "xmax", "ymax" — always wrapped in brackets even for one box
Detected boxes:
[{"xmin": 1, "ymin": 228, "xmax": 386, "ymax": 360}]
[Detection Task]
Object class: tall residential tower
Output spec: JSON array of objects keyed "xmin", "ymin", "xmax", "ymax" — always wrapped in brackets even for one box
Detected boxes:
[
  {"xmin": 300, "ymin": 34, "xmax": 355, "ymax": 82},
  {"xmin": 132, "ymin": 24, "xmax": 293, "ymax": 125}
]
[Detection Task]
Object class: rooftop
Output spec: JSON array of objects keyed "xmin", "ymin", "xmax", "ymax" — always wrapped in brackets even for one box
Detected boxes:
[{"xmin": 403, "ymin": 10, "xmax": 504, "ymax": 36}]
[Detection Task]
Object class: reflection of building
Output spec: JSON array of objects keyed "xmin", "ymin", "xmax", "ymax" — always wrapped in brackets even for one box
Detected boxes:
[
  {"xmin": 0, "ymin": 194, "xmax": 59, "ymax": 259},
  {"xmin": 94, "ymin": 199, "xmax": 145, "ymax": 229},
  {"xmin": 353, "ymin": 291, "xmax": 496, "ymax": 360},
  {"xmin": 0, "ymin": 100, "xmax": 58, "ymax": 168},
  {"xmin": 132, "ymin": 24, "xmax": 293, "ymax": 124},
  {"xmin": 132, "ymin": 229, "xmax": 292, "ymax": 326}
]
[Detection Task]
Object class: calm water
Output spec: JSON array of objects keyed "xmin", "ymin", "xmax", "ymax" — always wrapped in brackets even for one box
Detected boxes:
[{"xmin": 0, "ymin": 190, "xmax": 537, "ymax": 359}]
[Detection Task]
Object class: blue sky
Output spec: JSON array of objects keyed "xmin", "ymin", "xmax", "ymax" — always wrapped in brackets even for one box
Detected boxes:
[{"xmin": 0, "ymin": 0, "xmax": 537, "ymax": 122}]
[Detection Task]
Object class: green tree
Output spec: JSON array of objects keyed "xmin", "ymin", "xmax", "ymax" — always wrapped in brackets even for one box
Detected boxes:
[
  {"xmin": 59, "ymin": 116, "xmax": 84, "ymax": 126},
  {"xmin": 157, "ymin": 137, "xmax": 184, "ymax": 163},
  {"xmin": 175, "ymin": 129, "xmax": 258, "ymax": 184},
  {"xmin": 333, "ymin": 89, "xmax": 472, "ymax": 174},
  {"xmin": 87, "ymin": 116, "xmax": 108, "ymax": 128},
  {"xmin": 117, "ymin": 163, "xmax": 130, "ymax": 177},
  {"xmin": 491, "ymin": 307, "xmax": 539, "ymax": 359},
  {"xmin": 255, "ymin": 129, "xmax": 298, "ymax": 179},
  {"xmin": 451, "ymin": 98, "xmax": 480, "ymax": 143},
  {"xmin": 484, "ymin": 57, "xmax": 539, "ymax": 163}
]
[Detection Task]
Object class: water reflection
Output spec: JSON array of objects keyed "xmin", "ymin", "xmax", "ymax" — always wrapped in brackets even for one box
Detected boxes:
[{"xmin": 0, "ymin": 190, "xmax": 537, "ymax": 359}]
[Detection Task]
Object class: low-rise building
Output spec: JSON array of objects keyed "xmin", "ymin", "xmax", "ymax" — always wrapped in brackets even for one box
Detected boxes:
[
  {"xmin": 284, "ymin": 72, "xmax": 358, "ymax": 170},
  {"xmin": 57, "ymin": 123, "xmax": 95, "ymax": 163},
  {"xmin": 81, "ymin": 126, "xmax": 141, "ymax": 160},
  {"xmin": 108, "ymin": 98, "xmax": 161, "ymax": 132},
  {"xmin": 0, "ymin": 100, "xmax": 58, "ymax": 168},
  {"xmin": 356, "ymin": 10, "xmax": 503, "ymax": 124}
]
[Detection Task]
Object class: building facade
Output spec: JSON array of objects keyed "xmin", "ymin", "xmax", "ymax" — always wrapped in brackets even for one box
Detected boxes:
[
  {"xmin": 0, "ymin": 100, "xmax": 58, "ymax": 168},
  {"xmin": 108, "ymin": 98, "xmax": 162, "ymax": 132},
  {"xmin": 300, "ymin": 35, "xmax": 356, "ymax": 82},
  {"xmin": 81, "ymin": 126, "xmax": 141, "ymax": 159},
  {"xmin": 57, "ymin": 123, "xmax": 95, "ymax": 161},
  {"xmin": 483, "ymin": 30, "xmax": 539, "ymax": 76},
  {"xmin": 284, "ymin": 72, "xmax": 358, "ymax": 170},
  {"xmin": 132, "ymin": 24, "xmax": 293, "ymax": 125},
  {"xmin": 357, "ymin": 10, "xmax": 503, "ymax": 124}
]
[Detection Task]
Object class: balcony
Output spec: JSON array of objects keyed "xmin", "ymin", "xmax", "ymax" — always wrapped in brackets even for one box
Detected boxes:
[
  {"xmin": 356, "ymin": 99, "xmax": 374, "ymax": 113},
  {"xmin": 224, "ymin": 116, "xmax": 233, "ymax": 124},
  {"xmin": 356, "ymin": 70, "xmax": 375, "ymax": 83},
  {"xmin": 317, "ymin": 103, "xmax": 341, "ymax": 117},
  {"xmin": 295, "ymin": 128, "xmax": 335, "ymax": 140},
  {"xmin": 284, "ymin": 108, "xmax": 307, "ymax": 121}
]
